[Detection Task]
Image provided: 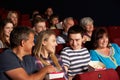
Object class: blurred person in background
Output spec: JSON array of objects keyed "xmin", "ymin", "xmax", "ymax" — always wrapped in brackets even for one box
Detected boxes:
[
  {"xmin": 0, "ymin": 19, "xmax": 14, "ymax": 48},
  {"xmin": 44, "ymin": 7, "xmax": 54, "ymax": 21},
  {"xmin": 7, "ymin": 11, "xmax": 19, "ymax": 27},
  {"xmin": 80, "ymin": 17, "xmax": 94, "ymax": 43},
  {"xmin": 57, "ymin": 17, "xmax": 75, "ymax": 44},
  {"xmin": 32, "ymin": 17, "xmax": 47, "ymax": 44}
]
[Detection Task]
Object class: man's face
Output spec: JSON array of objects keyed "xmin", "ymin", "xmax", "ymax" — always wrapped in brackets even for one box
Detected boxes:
[
  {"xmin": 35, "ymin": 22, "xmax": 46, "ymax": 34},
  {"xmin": 69, "ymin": 33, "xmax": 83, "ymax": 50},
  {"xmin": 23, "ymin": 33, "xmax": 35, "ymax": 55}
]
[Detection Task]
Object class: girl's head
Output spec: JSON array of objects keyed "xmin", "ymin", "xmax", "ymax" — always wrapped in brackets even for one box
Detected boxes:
[
  {"xmin": 0, "ymin": 19, "xmax": 14, "ymax": 47},
  {"xmin": 33, "ymin": 29, "xmax": 57, "ymax": 57}
]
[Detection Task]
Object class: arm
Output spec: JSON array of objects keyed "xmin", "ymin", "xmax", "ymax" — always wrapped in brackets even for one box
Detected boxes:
[
  {"xmin": 60, "ymin": 50, "xmax": 70, "ymax": 73},
  {"xmin": 63, "ymin": 65, "xmax": 69, "ymax": 72},
  {"xmin": 6, "ymin": 65, "xmax": 56, "ymax": 80},
  {"xmin": 90, "ymin": 50, "xmax": 99, "ymax": 61}
]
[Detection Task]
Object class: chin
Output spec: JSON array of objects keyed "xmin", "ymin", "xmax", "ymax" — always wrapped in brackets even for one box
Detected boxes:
[{"xmin": 72, "ymin": 47, "xmax": 79, "ymax": 50}]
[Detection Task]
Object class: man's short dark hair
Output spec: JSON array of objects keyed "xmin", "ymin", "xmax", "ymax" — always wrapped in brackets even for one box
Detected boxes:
[
  {"xmin": 68, "ymin": 25, "xmax": 84, "ymax": 37},
  {"xmin": 10, "ymin": 26, "xmax": 35, "ymax": 48}
]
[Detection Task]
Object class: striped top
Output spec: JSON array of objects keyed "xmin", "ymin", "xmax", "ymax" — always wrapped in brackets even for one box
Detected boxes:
[{"xmin": 60, "ymin": 47, "xmax": 90, "ymax": 76}]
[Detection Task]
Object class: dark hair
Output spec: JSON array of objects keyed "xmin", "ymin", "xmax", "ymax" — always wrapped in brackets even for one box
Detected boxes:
[
  {"xmin": 91, "ymin": 27, "xmax": 110, "ymax": 49},
  {"xmin": 32, "ymin": 17, "xmax": 46, "ymax": 27},
  {"xmin": 49, "ymin": 14, "xmax": 59, "ymax": 21},
  {"xmin": 0, "ymin": 19, "xmax": 13, "ymax": 47},
  {"xmin": 10, "ymin": 26, "xmax": 35, "ymax": 48},
  {"xmin": 68, "ymin": 25, "xmax": 84, "ymax": 38}
]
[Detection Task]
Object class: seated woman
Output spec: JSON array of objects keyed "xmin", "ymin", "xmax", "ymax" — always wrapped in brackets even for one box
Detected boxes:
[
  {"xmin": 0, "ymin": 19, "xmax": 14, "ymax": 48},
  {"xmin": 90, "ymin": 27, "xmax": 120, "ymax": 69},
  {"xmin": 32, "ymin": 30, "xmax": 68, "ymax": 80},
  {"xmin": 80, "ymin": 17, "xmax": 94, "ymax": 43}
]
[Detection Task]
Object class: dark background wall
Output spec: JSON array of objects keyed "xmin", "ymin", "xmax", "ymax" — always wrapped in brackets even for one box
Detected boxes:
[{"xmin": 0, "ymin": 0, "xmax": 120, "ymax": 26}]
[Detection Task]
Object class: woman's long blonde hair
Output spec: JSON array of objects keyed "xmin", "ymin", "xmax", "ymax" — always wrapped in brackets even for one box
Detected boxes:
[{"xmin": 33, "ymin": 30, "xmax": 62, "ymax": 71}]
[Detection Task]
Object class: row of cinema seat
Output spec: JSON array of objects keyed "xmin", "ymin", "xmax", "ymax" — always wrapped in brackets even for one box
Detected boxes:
[
  {"xmin": 1, "ymin": 49, "xmax": 120, "ymax": 80},
  {"xmin": 73, "ymin": 68, "xmax": 120, "ymax": 80},
  {"xmin": 107, "ymin": 26, "xmax": 120, "ymax": 46}
]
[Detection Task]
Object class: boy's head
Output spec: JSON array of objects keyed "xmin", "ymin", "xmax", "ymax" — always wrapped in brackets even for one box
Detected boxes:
[{"xmin": 68, "ymin": 25, "xmax": 84, "ymax": 50}]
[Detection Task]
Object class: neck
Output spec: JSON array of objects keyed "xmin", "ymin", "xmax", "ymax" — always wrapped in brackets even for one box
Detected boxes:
[
  {"xmin": 87, "ymin": 31, "xmax": 92, "ymax": 37},
  {"xmin": 41, "ymin": 49, "xmax": 49, "ymax": 58},
  {"xmin": 5, "ymin": 36, "xmax": 10, "ymax": 43},
  {"xmin": 12, "ymin": 47, "xmax": 25, "ymax": 60},
  {"xmin": 96, "ymin": 47, "xmax": 110, "ymax": 56}
]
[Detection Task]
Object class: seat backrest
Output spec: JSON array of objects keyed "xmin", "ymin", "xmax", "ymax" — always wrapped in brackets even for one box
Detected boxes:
[
  {"xmin": 56, "ymin": 44, "xmax": 65, "ymax": 55},
  {"xmin": 73, "ymin": 69, "xmax": 119, "ymax": 80},
  {"xmin": 107, "ymin": 26, "xmax": 120, "ymax": 39},
  {"xmin": 0, "ymin": 48, "xmax": 7, "ymax": 54},
  {"xmin": 115, "ymin": 66, "xmax": 120, "ymax": 79},
  {"xmin": 51, "ymin": 78, "xmax": 65, "ymax": 80},
  {"xmin": 112, "ymin": 38, "xmax": 120, "ymax": 46},
  {"xmin": 52, "ymin": 29, "xmax": 62, "ymax": 36}
]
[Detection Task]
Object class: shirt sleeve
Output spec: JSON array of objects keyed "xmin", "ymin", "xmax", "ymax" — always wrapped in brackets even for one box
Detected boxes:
[
  {"xmin": 90, "ymin": 50, "xmax": 99, "ymax": 61},
  {"xmin": 56, "ymin": 36, "xmax": 66, "ymax": 44},
  {"xmin": 60, "ymin": 50, "xmax": 70, "ymax": 68},
  {"xmin": 0, "ymin": 50, "xmax": 21, "ymax": 72}
]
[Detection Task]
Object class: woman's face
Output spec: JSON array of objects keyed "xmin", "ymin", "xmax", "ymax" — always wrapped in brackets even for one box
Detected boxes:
[
  {"xmin": 97, "ymin": 34, "xmax": 109, "ymax": 48},
  {"xmin": 43, "ymin": 34, "xmax": 57, "ymax": 53},
  {"xmin": 10, "ymin": 13, "xmax": 18, "ymax": 26},
  {"xmin": 46, "ymin": 8, "xmax": 53, "ymax": 16},
  {"xmin": 85, "ymin": 22, "xmax": 94, "ymax": 32},
  {"xmin": 4, "ymin": 23, "xmax": 14, "ymax": 37}
]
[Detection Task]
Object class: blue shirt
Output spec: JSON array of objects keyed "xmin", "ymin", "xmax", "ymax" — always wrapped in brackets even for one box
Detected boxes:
[
  {"xmin": 0, "ymin": 49, "xmax": 38, "ymax": 80},
  {"xmin": 90, "ymin": 43, "xmax": 120, "ymax": 69}
]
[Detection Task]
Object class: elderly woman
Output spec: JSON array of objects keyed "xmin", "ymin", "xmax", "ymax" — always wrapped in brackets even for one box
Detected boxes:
[
  {"xmin": 33, "ymin": 30, "xmax": 68, "ymax": 80},
  {"xmin": 80, "ymin": 17, "xmax": 94, "ymax": 43},
  {"xmin": 90, "ymin": 27, "xmax": 120, "ymax": 69}
]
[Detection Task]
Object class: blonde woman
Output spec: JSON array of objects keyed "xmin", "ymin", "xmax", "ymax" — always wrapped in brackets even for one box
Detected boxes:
[{"xmin": 33, "ymin": 30, "xmax": 68, "ymax": 80}]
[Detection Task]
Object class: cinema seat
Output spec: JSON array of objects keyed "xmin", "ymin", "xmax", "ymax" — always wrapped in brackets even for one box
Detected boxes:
[{"xmin": 73, "ymin": 69, "xmax": 119, "ymax": 80}]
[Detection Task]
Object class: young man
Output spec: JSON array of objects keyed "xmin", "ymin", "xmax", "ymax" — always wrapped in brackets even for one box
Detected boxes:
[
  {"xmin": 60, "ymin": 25, "xmax": 91, "ymax": 80},
  {"xmin": 0, "ymin": 26, "xmax": 56, "ymax": 80}
]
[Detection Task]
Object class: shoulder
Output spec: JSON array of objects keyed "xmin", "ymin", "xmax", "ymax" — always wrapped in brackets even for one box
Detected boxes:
[
  {"xmin": 89, "ymin": 49, "xmax": 96, "ymax": 54},
  {"xmin": 61, "ymin": 47, "xmax": 72, "ymax": 52},
  {"xmin": 23, "ymin": 55, "xmax": 36, "ymax": 63},
  {"xmin": 110, "ymin": 43, "xmax": 119, "ymax": 47},
  {"xmin": 0, "ymin": 40, "xmax": 4, "ymax": 48},
  {"xmin": 0, "ymin": 49, "xmax": 13, "ymax": 56}
]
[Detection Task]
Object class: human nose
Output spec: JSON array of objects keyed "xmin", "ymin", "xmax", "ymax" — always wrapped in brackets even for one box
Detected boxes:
[
  {"xmin": 54, "ymin": 40, "xmax": 57, "ymax": 46},
  {"xmin": 73, "ymin": 40, "xmax": 77, "ymax": 46}
]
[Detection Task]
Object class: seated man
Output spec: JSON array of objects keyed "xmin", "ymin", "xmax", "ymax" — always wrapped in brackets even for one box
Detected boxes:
[
  {"xmin": 0, "ymin": 26, "xmax": 56, "ymax": 80},
  {"xmin": 60, "ymin": 25, "xmax": 91, "ymax": 80},
  {"xmin": 57, "ymin": 17, "xmax": 75, "ymax": 44}
]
